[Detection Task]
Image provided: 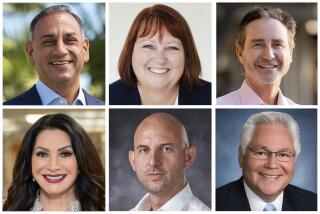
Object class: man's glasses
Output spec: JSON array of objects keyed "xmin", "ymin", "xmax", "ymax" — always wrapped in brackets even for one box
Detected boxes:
[{"xmin": 247, "ymin": 147, "xmax": 295, "ymax": 162}]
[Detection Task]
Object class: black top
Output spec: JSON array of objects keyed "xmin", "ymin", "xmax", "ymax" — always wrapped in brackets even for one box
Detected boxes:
[{"xmin": 109, "ymin": 79, "xmax": 211, "ymax": 105}]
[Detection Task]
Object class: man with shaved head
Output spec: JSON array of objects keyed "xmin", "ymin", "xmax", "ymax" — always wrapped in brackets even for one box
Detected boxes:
[{"xmin": 128, "ymin": 112, "xmax": 210, "ymax": 211}]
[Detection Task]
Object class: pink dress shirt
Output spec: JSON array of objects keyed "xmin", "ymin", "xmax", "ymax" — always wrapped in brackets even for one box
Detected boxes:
[{"xmin": 217, "ymin": 81, "xmax": 297, "ymax": 105}]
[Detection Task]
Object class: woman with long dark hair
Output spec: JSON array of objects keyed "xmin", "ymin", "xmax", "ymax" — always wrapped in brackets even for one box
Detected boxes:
[{"xmin": 3, "ymin": 113, "xmax": 105, "ymax": 211}]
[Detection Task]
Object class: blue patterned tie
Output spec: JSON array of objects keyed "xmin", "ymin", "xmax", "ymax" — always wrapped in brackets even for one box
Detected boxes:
[{"xmin": 263, "ymin": 203, "xmax": 276, "ymax": 211}]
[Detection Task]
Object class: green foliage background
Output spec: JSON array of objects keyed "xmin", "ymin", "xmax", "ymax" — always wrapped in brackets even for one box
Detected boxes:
[{"xmin": 3, "ymin": 3, "xmax": 105, "ymax": 101}]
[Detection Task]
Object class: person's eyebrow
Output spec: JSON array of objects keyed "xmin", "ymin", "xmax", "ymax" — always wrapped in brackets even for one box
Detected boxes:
[
  {"xmin": 135, "ymin": 38, "xmax": 156, "ymax": 43},
  {"xmin": 135, "ymin": 142, "xmax": 175, "ymax": 148},
  {"xmin": 253, "ymin": 145, "xmax": 293, "ymax": 152},
  {"xmin": 249, "ymin": 38, "xmax": 264, "ymax": 43},
  {"xmin": 34, "ymin": 145, "xmax": 72, "ymax": 151},
  {"xmin": 249, "ymin": 38, "xmax": 286, "ymax": 44},
  {"xmin": 166, "ymin": 41, "xmax": 182, "ymax": 45},
  {"xmin": 58, "ymin": 145, "xmax": 73, "ymax": 151},
  {"xmin": 40, "ymin": 34, "xmax": 56, "ymax": 39},
  {"xmin": 64, "ymin": 33, "xmax": 78, "ymax": 37},
  {"xmin": 34, "ymin": 146, "xmax": 49, "ymax": 151},
  {"xmin": 135, "ymin": 144, "xmax": 149, "ymax": 149},
  {"xmin": 272, "ymin": 39, "xmax": 286, "ymax": 43},
  {"xmin": 159, "ymin": 143, "xmax": 175, "ymax": 147},
  {"xmin": 40, "ymin": 32, "xmax": 79, "ymax": 39}
]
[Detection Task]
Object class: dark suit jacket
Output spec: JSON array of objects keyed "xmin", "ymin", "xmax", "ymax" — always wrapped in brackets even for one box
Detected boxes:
[
  {"xmin": 3, "ymin": 84, "xmax": 104, "ymax": 105},
  {"xmin": 109, "ymin": 79, "xmax": 211, "ymax": 105},
  {"xmin": 216, "ymin": 177, "xmax": 317, "ymax": 211}
]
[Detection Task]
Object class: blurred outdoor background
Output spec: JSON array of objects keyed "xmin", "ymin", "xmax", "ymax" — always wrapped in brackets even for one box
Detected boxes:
[
  {"xmin": 3, "ymin": 109, "xmax": 105, "ymax": 200},
  {"xmin": 217, "ymin": 3, "xmax": 317, "ymax": 105},
  {"xmin": 3, "ymin": 3, "xmax": 105, "ymax": 102}
]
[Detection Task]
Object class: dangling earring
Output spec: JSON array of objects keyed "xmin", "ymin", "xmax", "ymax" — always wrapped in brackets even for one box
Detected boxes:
[{"xmin": 32, "ymin": 177, "xmax": 35, "ymax": 182}]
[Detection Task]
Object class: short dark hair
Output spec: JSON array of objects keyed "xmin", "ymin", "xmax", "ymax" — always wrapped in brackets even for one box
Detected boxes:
[
  {"xmin": 236, "ymin": 6, "xmax": 297, "ymax": 50},
  {"xmin": 29, "ymin": 5, "xmax": 84, "ymax": 40},
  {"xmin": 118, "ymin": 4, "xmax": 202, "ymax": 91},
  {"xmin": 3, "ymin": 113, "xmax": 105, "ymax": 211}
]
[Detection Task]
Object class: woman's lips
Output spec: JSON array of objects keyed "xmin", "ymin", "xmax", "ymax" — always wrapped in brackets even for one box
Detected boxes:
[
  {"xmin": 148, "ymin": 67, "xmax": 169, "ymax": 74},
  {"xmin": 43, "ymin": 174, "xmax": 66, "ymax": 183}
]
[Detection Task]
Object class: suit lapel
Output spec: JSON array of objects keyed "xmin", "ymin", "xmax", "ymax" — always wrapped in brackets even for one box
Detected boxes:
[
  {"xmin": 20, "ymin": 85, "xmax": 43, "ymax": 105},
  {"xmin": 282, "ymin": 186, "xmax": 294, "ymax": 211},
  {"xmin": 227, "ymin": 178, "xmax": 251, "ymax": 211},
  {"xmin": 83, "ymin": 89, "xmax": 104, "ymax": 105}
]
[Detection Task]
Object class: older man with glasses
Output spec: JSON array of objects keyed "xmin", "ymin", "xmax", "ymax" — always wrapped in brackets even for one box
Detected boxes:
[{"xmin": 216, "ymin": 111, "xmax": 316, "ymax": 211}]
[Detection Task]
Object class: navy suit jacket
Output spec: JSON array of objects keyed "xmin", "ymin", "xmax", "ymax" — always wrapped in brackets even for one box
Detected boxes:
[
  {"xmin": 109, "ymin": 79, "xmax": 211, "ymax": 105},
  {"xmin": 216, "ymin": 177, "xmax": 317, "ymax": 211},
  {"xmin": 3, "ymin": 84, "xmax": 104, "ymax": 105}
]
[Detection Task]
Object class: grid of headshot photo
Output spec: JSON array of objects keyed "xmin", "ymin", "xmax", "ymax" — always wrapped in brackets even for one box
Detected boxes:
[{"xmin": 0, "ymin": 0, "xmax": 319, "ymax": 213}]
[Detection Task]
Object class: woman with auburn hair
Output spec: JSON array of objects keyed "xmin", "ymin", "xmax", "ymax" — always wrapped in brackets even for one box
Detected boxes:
[
  {"xmin": 3, "ymin": 113, "xmax": 105, "ymax": 211},
  {"xmin": 110, "ymin": 4, "xmax": 211, "ymax": 105}
]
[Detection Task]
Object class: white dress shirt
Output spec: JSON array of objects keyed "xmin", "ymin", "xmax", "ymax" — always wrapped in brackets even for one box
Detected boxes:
[
  {"xmin": 217, "ymin": 81, "xmax": 297, "ymax": 105},
  {"xmin": 244, "ymin": 180, "xmax": 283, "ymax": 211},
  {"xmin": 36, "ymin": 80, "xmax": 86, "ymax": 105},
  {"xmin": 131, "ymin": 183, "xmax": 210, "ymax": 211}
]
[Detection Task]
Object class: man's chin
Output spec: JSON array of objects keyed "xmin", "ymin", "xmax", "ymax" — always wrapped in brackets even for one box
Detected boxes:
[
  {"xmin": 259, "ymin": 191, "xmax": 282, "ymax": 203},
  {"xmin": 51, "ymin": 74, "xmax": 77, "ymax": 85},
  {"xmin": 256, "ymin": 186, "xmax": 283, "ymax": 202},
  {"xmin": 144, "ymin": 183, "xmax": 166, "ymax": 194}
]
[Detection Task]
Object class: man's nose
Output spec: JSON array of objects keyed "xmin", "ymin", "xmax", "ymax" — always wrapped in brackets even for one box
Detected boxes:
[
  {"xmin": 148, "ymin": 150, "xmax": 161, "ymax": 166},
  {"xmin": 262, "ymin": 45, "xmax": 275, "ymax": 60},
  {"xmin": 264, "ymin": 153, "xmax": 279, "ymax": 169},
  {"xmin": 47, "ymin": 157, "xmax": 61, "ymax": 171},
  {"xmin": 53, "ymin": 39, "xmax": 68, "ymax": 56}
]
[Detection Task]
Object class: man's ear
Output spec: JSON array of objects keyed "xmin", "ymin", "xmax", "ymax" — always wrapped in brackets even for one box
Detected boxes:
[
  {"xmin": 185, "ymin": 146, "xmax": 197, "ymax": 168},
  {"xmin": 128, "ymin": 150, "xmax": 136, "ymax": 171},
  {"xmin": 236, "ymin": 44, "xmax": 244, "ymax": 65},
  {"xmin": 238, "ymin": 146, "xmax": 244, "ymax": 168},
  {"xmin": 289, "ymin": 48, "xmax": 293, "ymax": 64},
  {"xmin": 25, "ymin": 41, "xmax": 35, "ymax": 65},
  {"xmin": 83, "ymin": 38, "xmax": 90, "ymax": 63}
]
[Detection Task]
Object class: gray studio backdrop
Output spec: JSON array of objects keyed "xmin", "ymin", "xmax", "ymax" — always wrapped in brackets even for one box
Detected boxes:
[
  {"xmin": 216, "ymin": 109, "xmax": 317, "ymax": 193},
  {"xmin": 109, "ymin": 109, "xmax": 211, "ymax": 210}
]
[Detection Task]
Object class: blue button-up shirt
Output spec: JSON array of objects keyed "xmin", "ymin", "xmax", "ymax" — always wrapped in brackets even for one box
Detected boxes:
[{"xmin": 36, "ymin": 80, "xmax": 86, "ymax": 105}]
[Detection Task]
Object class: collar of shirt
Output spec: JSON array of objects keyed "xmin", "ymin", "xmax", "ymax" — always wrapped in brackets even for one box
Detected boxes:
[
  {"xmin": 244, "ymin": 180, "xmax": 283, "ymax": 211},
  {"xmin": 133, "ymin": 183, "xmax": 193, "ymax": 211},
  {"xmin": 36, "ymin": 80, "xmax": 86, "ymax": 105},
  {"xmin": 239, "ymin": 81, "xmax": 289, "ymax": 105}
]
